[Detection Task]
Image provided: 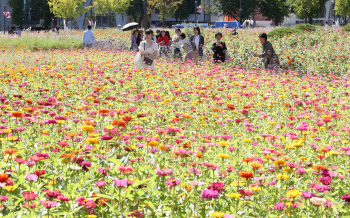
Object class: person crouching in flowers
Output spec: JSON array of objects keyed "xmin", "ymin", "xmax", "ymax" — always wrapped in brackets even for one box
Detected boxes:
[
  {"xmin": 253, "ymin": 33, "xmax": 280, "ymax": 72},
  {"xmin": 134, "ymin": 29, "xmax": 159, "ymax": 72},
  {"xmin": 211, "ymin": 32, "xmax": 227, "ymax": 63}
]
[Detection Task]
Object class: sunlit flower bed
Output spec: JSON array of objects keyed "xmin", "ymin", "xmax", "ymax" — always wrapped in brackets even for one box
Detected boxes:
[{"xmin": 0, "ymin": 47, "xmax": 350, "ymax": 217}]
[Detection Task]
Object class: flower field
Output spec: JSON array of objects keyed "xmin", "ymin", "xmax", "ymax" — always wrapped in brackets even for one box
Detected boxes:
[{"xmin": 0, "ymin": 29, "xmax": 350, "ymax": 217}]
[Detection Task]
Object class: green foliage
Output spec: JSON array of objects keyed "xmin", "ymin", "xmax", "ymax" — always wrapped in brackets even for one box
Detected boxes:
[
  {"xmin": 29, "ymin": 0, "xmax": 54, "ymax": 29},
  {"xmin": 334, "ymin": 0, "xmax": 350, "ymax": 24},
  {"xmin": 0, "ymin": 35, "xmax": 83, "ymax": 50},
  {"xmin": 343, "ymin": 24, "xmax": 350, "ymax": 31},
  {"xmin": 8, "ymin": 0, "xmax": 25, "ymax": 26},
  {"xmin": 200, "ymin": 0, "xmax": 220, "ymax": 24},
  {"xmin": 259, "ymin": 0, "xmax": 290, "ymax": 26},
  {"xmin": 174, "ymin": 0, "xmax": 191, "ymax": 21},
  {"xmin": 48, "ymin": 0, "xmax": 89, "ymax": 19},
  {"xmin": 268, "ymin": 27, "xmax": 299, "ymax": 38},
  {"xmin": 216, "ymin": 0, "xmax": 258, "ymax": 23},
  {"xmin": 126, "ymin": 0, "xmax": 144, "ymax": 21},
  {"xmin": 93, "ymin": 0, "xmax": 130, "ymax": 15},
  {"xmin": 295, "ymin": 23, "xmax": 317, "ymax": 31},
  {"xmin": 289, "ymin": 0, "xmax": 328, "ymax": 24},
  {"xmin": 148, "ymin": 0, "xmax": 183, "ymax": 26}
]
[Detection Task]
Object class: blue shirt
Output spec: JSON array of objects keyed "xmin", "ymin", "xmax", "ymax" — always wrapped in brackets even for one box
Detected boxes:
[{"xmin": 83, "ymin": 30, "xmax": 95, "ymax": 44}]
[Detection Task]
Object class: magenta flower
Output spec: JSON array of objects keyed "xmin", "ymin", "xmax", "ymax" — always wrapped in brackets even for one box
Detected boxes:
[
  {"xmin": 57, "ymin": 195, "xmax": 70, "ymax": 202},
  {"xmin": 207, "ymin": 182, "xmax": 225, "ymax": 194},
  {"xmin": 341, "ymin": 195, "xmax": 350, "ymax": 203},
  {"xmin": 113, "ymin": 179, "xmax": 128, "ymax": 187},
  {"xmin": 23, "ymin": 202, "xmax": 37, "ymax": 209},
  {"xmin": 0, "ymin": 196, "xmax": 8, "ymax": 202},
  {"xmin": 94, "ymin": 180, "xmax": 107, "ymax": 188},
  {"xmin": 273, "ymin": 201, "xmax": 286, "ymax": 211},
  {"xmin": 200, "ymin": 189, "xmax": 219, "ymax": 200},
  {"xmin": 22, "ymin": 191, "xmax": 37, "ymax": 201},
  {"xmin": 320, "ymin": 176, "xmax": 331, "ymax": 185},
  {"xmin": 155, "ymin": 169, "xmax": 173, "ymax": 176},
  {"xmin": 166, "ymin": 178, "xmax": 181, "ymax": 189},
  {"xmin": 39, "ymin": 200, "xmax": 59, "ymax": 208}
]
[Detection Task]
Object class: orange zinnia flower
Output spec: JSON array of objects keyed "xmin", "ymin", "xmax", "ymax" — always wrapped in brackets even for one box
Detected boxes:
[
  {"xmin": 122, "ymin": 115, "xmax": 132, "ymax": 122},
  {"xmin": 312, "ymin": 165, "xmax": 327, "ymax": 170},
  {"xmin": 0, "ymin": 174, "xmax": 9, "ymax": 183},
  {"xmin": 60, "ymin": 153, "xmax": 76, "ymax": 159},
  {"xmin": 112, "ymin": 119, "xmax": 126, "ymax": 128},
  {"xmin": 84, "ymin": 120, "xmax": 96, "ymax": 127},
  {"xmin": 227, "ymin": 104, "xmax": 235, "ymax": 110},
  {"xmin": 4, "ymin": 148, "xmax": 18, "ymax": 154},
  {"xmin": 239, "ymin": 171, "xmax": 254, "ymax": 180},
  {"xmin": 242, "ymin": 157, "xmax": 253, "ymax": 164},
  {"xmin": 11, "ymin": 112, "xmax": 22, "ymax": 118},
  {"xmin": 98, "ymin": 109, "xmax": 109, "ymax": 114},
  {"xmin": 250, "ymin": 162, "xmax": 262, "ymax": 170},
  {"xmin": 195, "ymin": 152, "xmax": 202, "ymax": 158},
  {"xmin": 274, "ymin": 159, "xmax": 286, "ymax": 166}
]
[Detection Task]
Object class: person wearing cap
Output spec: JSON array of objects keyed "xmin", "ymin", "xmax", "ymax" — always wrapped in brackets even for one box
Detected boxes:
[{"xmin": 253, "ymin": 33, "xmax": 280, "ymax": 71}]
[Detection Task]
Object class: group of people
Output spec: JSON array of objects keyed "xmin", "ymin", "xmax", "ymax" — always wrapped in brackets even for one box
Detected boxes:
[
  {"xmin": 134, "ymin": 26, "xmax": 280, "ymax": 72},
  {"xmin": 325, "ymin": 21, "xmax": 340, "ymax": 30},
  {"xmin": 7, "ymin": 26, "xmax": 21, "ymax": 37}
]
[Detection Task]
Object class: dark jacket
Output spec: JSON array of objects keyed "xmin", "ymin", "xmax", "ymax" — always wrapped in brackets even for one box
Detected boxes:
[
  {"xmin": 259, "ymin": 41, "xmax": 280, "ymax": 69},
  {"xmin": 211, "ymin": 41, "xmax": 227, "ymax": 62},
  {"xmin": 190, "ymin": 34, "xmax": 205, "ymax": 56}
]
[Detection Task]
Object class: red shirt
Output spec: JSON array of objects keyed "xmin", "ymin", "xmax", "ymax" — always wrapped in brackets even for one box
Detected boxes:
[{"xmin": 157, "ymin": 36, "xmax": 169, "ymax": 45}]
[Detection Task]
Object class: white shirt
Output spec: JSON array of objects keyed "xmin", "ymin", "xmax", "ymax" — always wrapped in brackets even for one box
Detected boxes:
[
  {"xmin": 175, "ymin": 39, "xmax": 193, "ymax": 54},
  {"xmin": 172, "ymin": 35, "xmax": 181, "ymax": 49},
  {"xmin": 83, "ymin": 30, "xmax": 95, "ymax": 44},
  {"xmin": 194, "ymin": 35, "xmax": 200, "ymax": 50},
  {"xmin": 325, "ymin": 24, "xmax": 329, "ymax": 30}
]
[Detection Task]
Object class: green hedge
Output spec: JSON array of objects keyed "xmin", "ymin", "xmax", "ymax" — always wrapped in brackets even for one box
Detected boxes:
[
  {"xmin": 268, "ymin": 27, "xmax": 299, "ymax": 38},
  {"xmin": 295, "ymin": 23, "xmax": 317, "ymax": 31},
  {"xmin": 343, "ymin": 24, "xmax": 350, "ymax": 32}
]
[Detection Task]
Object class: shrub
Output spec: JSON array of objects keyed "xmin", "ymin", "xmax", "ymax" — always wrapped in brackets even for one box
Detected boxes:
[
  {"xmin": 295, "ymin": 23, "xmax": 317, "ymax": 31},
  {"xmin": 268, "ymin": 27, "xmax": 298, "ymax": 38},
  {"xmin": 343, "ymin": 24, "xmax": 350, "ymax": 32}
]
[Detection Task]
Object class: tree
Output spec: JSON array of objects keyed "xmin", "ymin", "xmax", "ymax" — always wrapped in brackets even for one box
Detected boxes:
[
  {"xmin": 174, "ymin": 0, "xmax": 191, "ymax": 22},
  {"xmin": 259, "ymin": 0, "xmax": 289, "ymax": 26},
  {"xmin": 201, "ymin": 0, "xmax": 220, "ymax": 24},
  {"xmin": 148, "ymin": 0, "xmax": 183, "ymax": 27},
  {"xmin": 216, "ymin": 0, "xmax": 258, "ymax": 24},
  {"xmin": 48, "ymin": 0, "xmax": 89, "ymax": 19},
  {"xmin": 126, "ymin": 0, "xmax": 145, "ymax": 26},
  {"xmin": 29, "ymin": 0, "xmax": 54, "ymax": 29},
  {"xmin": 93, "ymin": 0, "xmax": 130, "ymax": 15},
  {"xmin": 289, "ymin": 0, "xmax": 328, "ymax": 24},
  {"xmin": 8, "ymin": 0, "xmax": 25, "ymax": 26},
  {"xmin": 334, "ymin": 0, "xmax": 350, "ymax": 24}
]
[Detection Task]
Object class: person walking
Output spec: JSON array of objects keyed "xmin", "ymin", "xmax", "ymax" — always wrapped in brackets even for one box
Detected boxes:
[
  {"xmin": 211, "ymin": 32, "xmax": 227, "ymax": 63},
  {"xmin": 131, "ymin": 29, "xmax": 138, "ymax": 51},
  {"xmin": 172, "ymin": 28, "xmax": 182, "ymax": 59},
  {"xmin": 190, "ymin": 26, "xmax": 205, "ymax": 63},
  {"xmin": 253, "ymin": 33, "xmax": 280, "ymax": 71},
  {"xmin": 83, "ymin": 25, "xmax": 95, "ymax": 48},
  {"xmin": 157, "ymin": 30, "xmax": 170, "ymax": 58},
  {"xmin": 134, "ymin": 29, "xmax": 159, "ymax": 71}
]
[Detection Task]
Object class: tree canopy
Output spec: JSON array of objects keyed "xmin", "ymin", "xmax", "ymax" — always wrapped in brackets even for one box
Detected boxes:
[
  {"xmin": 48, "ymin": 0, "xmax": 89, "ymax": 19},
  {"xmin": 93, "ymin": 0, "xmax": 130, "ymax": 15},
  {"xmin": 259, "ymin": 0, "xmax": 289, "ymax": 26},
  {"xmin": 148, "ymin": 0, "xmax": 183, "ymax": 27},
  {"xmin": 334, "ymin": 0, "xmax": 350, "ymax": 24},
  {"xmin": 289, "ymin": 0, "xmax": 328, "ymax": 24},
  {"xmin": 8, "ymin": 0, "xmax": 26, "ymax": 26},
  {"xmin": 216, "ymin": 0, "xmax": 258, "ymax": 23}
]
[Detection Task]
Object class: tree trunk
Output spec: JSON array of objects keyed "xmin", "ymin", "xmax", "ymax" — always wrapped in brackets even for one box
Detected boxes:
[
  {"xmin": 308, "ymin": 17, "xmax": 313, "ymax": 24},
  {"xmin": 143, "ymin": 0, "xmax": 149, "ymax": 28}
]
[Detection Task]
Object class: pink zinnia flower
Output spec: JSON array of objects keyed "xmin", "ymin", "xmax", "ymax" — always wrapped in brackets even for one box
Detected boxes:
[
  {"xmin": 26, "ymin": 174, "xmax": 38, "ymax": 181},
  {"xmin": 39, "ymin": 200, "xmax": 59, "ymax": 208},
  {"xmin": 200, "ymin": 189, "xmax": 219, "ymax": 200},
  {"xmin": 94, "ymin": 180, "xmax": 107, "ymax": 188},
  {"xmin": 22, "ymin": 191, "xmax": 37, "ymax": 201},
  {"xmin": 113, "ymin": 179, "xmax": 128, "ymax": 187},
  {"xmin": 189, "ymin": 181, "xmax": 205, "ymax": 187}
]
